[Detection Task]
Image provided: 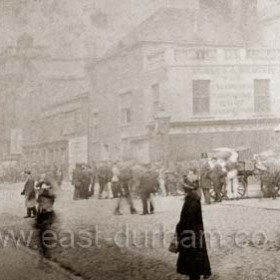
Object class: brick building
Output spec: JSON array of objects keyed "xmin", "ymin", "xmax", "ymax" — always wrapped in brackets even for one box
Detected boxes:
[{"xmin": 88, "ymin": 1, "xmax": 280, "ymax": 164}]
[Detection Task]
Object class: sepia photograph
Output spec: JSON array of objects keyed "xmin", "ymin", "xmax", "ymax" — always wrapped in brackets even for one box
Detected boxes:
[{"xmin": 1, "ymin": 0, "xmax": 280, "ymax": 279}]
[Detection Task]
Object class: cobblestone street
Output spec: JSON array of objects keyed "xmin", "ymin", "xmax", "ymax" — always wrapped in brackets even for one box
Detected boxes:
[
  {"xmin": 0, "ymin": 246, "xmax": 72, "ymax": 280},
  {"xmin": 1, "ymin": 183, "xmax": 280, "ymax": 279}
]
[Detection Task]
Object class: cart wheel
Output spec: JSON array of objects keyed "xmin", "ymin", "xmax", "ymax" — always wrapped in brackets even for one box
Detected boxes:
[
  {"xmin": 237, "ymin": 178, "xmax": 247, "ymax": 198},
  {"xmin": 209, "ymin": 184, "xmax": 226, "ymax": 200}
]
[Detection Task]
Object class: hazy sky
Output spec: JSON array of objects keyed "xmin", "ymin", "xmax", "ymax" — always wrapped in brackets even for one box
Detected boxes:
[
  {"xmin": 0, "ymin": 0, "xmax": 166, "ymax": 58},
  {"xmin": 0, "ymin": 0, "xmax": 270, "ymax": 57}
]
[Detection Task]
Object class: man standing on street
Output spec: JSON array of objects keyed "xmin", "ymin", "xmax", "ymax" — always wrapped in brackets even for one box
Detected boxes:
[
  {"xmin": 138, "ymin": 166, "xmax": 159, "ymax": 215},
  {"xmin": 111, "ymin": 162, "xmax": 121, "ymax": 198},
  {"xmin": 80, "ymin": 164, "xmax": 91, "ymax": 199},
  {"xmin": 72, "ymin": 164, "xmax": 83, "ymax": 200},
  {"xmin": 200, "ymin": 162, "xmax": 212, "ymax": 205},
  {"xmin": 114, "ymin": 163, "xmax": 137, "ymax": 215},
  {"xmin": 21, "ymin": 170, "xmax": 37, "ymax": 218},
  {"xmin": 97, "ymin": 162, "xmax": 112, "ymax": 199}
]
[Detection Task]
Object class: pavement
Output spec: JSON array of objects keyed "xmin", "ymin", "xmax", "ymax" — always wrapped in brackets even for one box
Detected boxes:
[
  {"xmin": 0, "ymin": 246, "xmax": 72, "ymax": 280},
  {"xmin": 223, "ymin": 197, "xmax": 280, "ymax": 211},
  {"xmin": 1, "ymin": 182, "xmax": 280, "ymax": 279}
]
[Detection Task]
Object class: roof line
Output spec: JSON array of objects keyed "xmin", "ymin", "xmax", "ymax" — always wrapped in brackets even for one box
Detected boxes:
[
  {"xmin": 171, "ymin": 117, "xmax": 280, "ymax": 127},
  {"xmin": 42, "ymin": 92, "xmax": 89, "ymax": 111},
  {"xmin": 45, "ymin": 77, "xmax": 86, "ymax": 81},
  {"xmin": 89, "ymin": 40, "xmax": 247, "ymax": 67}
]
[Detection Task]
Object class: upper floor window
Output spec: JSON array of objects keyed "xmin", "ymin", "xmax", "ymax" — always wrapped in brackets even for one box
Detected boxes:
[
  {"xmin": 120, "ymin": 92, "xmax": 132, "ymax": 125},
  {"xmin": 151, "ymin": 84, "xmax": 160, "ymax": 117},
  {"xmin": 254, "ymin": 79, "xmax": 270, "ymax": 113},
  {"xmin": 195, "ymin": 50, "xmax": 216, "ymax": 60},
  {"xmin": 192, "ymin": 80, "xmax": 210, "ymax": 115}
]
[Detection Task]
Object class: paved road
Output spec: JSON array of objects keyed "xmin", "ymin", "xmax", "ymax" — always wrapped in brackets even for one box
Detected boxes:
[
  {"xmin": 0, "ymin": 246, "xmax": 71, "ymax": 280},
  {"xmin": 2, "ymin": 182, "xmax": 280, "ymax": 280}
]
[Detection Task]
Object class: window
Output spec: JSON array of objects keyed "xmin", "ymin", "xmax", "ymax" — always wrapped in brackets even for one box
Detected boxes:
[
  {"xmin": 120, "ymin": 92, "xmax": 132, "ymax": 125},
  {"xmin": 195, "ymin": 50, "xmax": 216, "ymax": 60},
  {"xmin": 192, "ymin": 80, "xmax": 210, "ymax": 115},
  {"xmin": 254, "ymin": 79, "xmax": 270, "ymax": 113},
  {"xmin": 151, "ymin": 84, "xmax": 160, "ymax": 117}
]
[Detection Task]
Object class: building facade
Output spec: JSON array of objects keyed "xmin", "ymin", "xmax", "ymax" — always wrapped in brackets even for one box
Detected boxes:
[
  {"xmin": 88, "ymin": 3, "xmax": 280, "ymax": 164},
  {"xmin": 0, "ymin": 35, "xmax": 90, "ymax": 177},
  {"xmin": 23, "ymin": 93, "xmax": 89, "ymax": 177},
  {"xmin": 258, "ymin": 0, "xmax": 280, "ymax": 48},
  {"xmin": 0, "ymin": 34, "xmax": 46, "ymax": 170}
]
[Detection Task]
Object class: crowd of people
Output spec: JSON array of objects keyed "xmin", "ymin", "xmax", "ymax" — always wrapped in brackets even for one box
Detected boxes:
[
  {"xmin": 69, "ymin": 159, "xmax": 236, "ymax": 213},
  {"xmin": 19, "ymin": 147, "xmax": 280, "ymax": 279},
  {"xmin": 19, "ymin": 162, "xmax": 215, "ymax": 278},
  {"xmin": 72, "ymin": 161, "xmax": 195, "ymax": 196},
  {"xmin": 71, "ymin": 162, "xmax": 161, "ymax": 215}
]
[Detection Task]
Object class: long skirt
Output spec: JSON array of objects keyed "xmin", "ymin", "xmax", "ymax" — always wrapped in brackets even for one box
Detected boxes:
[{"xmin": 25, "ymin": 196, "xmax": 36, "ymax": 208}]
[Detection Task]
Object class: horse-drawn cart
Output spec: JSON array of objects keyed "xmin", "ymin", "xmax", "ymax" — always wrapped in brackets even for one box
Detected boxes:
[{"xmin": 201, "ymin": 147, "xmax": 254, "ymax": 201}]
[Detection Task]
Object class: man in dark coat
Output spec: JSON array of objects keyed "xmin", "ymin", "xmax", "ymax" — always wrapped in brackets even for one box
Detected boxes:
[
  {"xmin": 138, "ymin": 167, "xmax": 159, "ymax": 215},
  {"xmin": 114, "ymin": 164, "xmax": 137, "ymax": 215},
  {"xmin": 71, "ymin": 164, "xmax": 83, "ymax": 200},
  {"xmin": 176, "ymin": 176, "xmax": 212, "ymax": 280},
  {"xmin": 80, "ymin": 164, "xmax": 91, "ymax": 199},
  {"xmin": 200, "ymin": 162, "xmax": 212, "ymax": 204},
  {"xmin": 21, "ymin": 171, "xmax": 37, "ymax": 218},
  {"xmin": 97, "ymin": 163, "xmax": 112, "ymax": 199},
  {"xmin": 34, "ymin": 186, "xmax": 56, "ymax": 269}
]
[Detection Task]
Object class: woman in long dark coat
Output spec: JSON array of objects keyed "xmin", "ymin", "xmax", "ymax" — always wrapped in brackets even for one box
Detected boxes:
[{"xmin": 176, "ymin": 171, "xmax": 212, "ymax": 280}]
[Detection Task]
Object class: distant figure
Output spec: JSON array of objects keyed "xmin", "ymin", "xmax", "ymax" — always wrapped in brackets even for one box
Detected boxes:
[
  {"xmin": 21, "ymin": 171, "xmax": 37, "ymax": 218},
  {"xmin": 176, "ymin": 175, "xmax": 212, "ymax": 280},
  {"xmin": 80, "ymin": 164, "xmax": 91, "ymax": 199},
  {"xmin": 97, "ymin": 163, "xmax": 113, "ymax": 199},
  {"xmin": 111, "ymin": 162, "xmax": 121, "ymax": 198},
  {"xmin": 138, "ymin": 167, "xmax": 159, "ymax": 215},
  {"xmin": 71, "ymin": 164, "xmax": 84, "ymax": 200},
  {"xmin": 34, "ymin": 187, "xmax": 56, "ymax": 270},
  {"xmin": 56, "ymin": 168, "xmax": 63, "ymax": 189},
  {"xmin": 158, "ymin": 166, "xmax": 167, "ymax": 196},
  {"xmin": 114, "ymin": 164, "xmax": 137, "ymax": 215},
  {"xmin": 200, "ymin": 161, "xmax": 212, "ymax": 205},
  {"xmin": 89, "ymin": 163, "xmax": 97, "ymax": 197}
]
